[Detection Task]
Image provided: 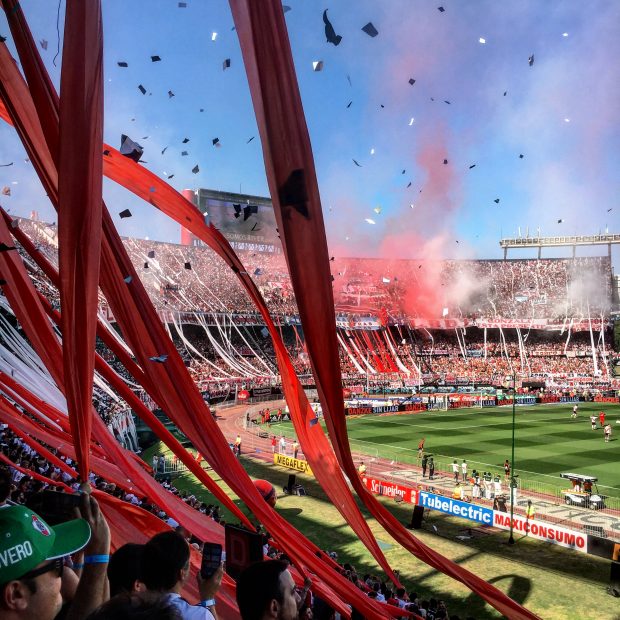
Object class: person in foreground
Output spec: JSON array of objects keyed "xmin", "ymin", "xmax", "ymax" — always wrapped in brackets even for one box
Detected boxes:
[
  {"xmin": 141, "ymin": 531, "xmax": 223, "ymax": 620},
  {"xmin": 0, "ymin": 491, "xmax": 109, "ymax": 620},
  {"xmin": 85, "ymin": 591, "xmax": 182, "ymax": 620},
  {"xmin": 236, "ymin": 559, "xmax": 302, "ymax": 620}
]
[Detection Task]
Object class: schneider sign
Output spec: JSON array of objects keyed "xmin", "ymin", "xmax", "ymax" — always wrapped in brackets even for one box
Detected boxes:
[
  {"xmin": 418, "ymin": 491, "xmax": 493, "ymax": 525},
  {"xmin": 361, "ymin": 475, "xmax": 417, "ymax": 504}
]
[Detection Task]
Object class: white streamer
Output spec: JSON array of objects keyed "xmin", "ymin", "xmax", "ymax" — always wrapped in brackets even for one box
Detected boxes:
[
  {"xmin": 337, "ymin": 332, "xmax": 365, "ymax": 374},
  {"xmin": 347, "ymin": 330, "xmax": 376, "ymax": 374},
  {"xmin": 383, "ymin": 331, "xmax": 410, "ymax": 375}
]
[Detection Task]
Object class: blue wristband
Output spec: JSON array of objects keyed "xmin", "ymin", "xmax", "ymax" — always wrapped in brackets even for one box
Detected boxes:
[
  {"xmin": 72, "ymin": 563, "xmax": 84, "ymax": 569},
  {"xmin": 84, "ymin": 554, "xmax": 110, "ymax": 564},
  {"xmin": 199, "ymin": 599, "xmax": 216, "ymax": 608}
]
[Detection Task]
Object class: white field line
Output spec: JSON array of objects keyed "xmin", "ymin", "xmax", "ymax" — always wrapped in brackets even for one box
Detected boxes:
[
  {"xmin": 347, "ymin": 417, "xmax": 619, "ymax": 490},
  {"xmin": 350, "ymin": 415, "xmax": 564, "ymax": 432}
]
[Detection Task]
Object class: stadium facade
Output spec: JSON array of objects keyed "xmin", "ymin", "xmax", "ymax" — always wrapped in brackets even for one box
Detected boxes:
[{"xmin": 11, "ymin": 211, "xmax": 619, "ymax": 389}]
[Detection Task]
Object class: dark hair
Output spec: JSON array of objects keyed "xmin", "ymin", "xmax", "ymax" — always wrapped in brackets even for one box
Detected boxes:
[
  {"xmin": 236, "ymin": 560, "xmax": 288, "ymax": 620},
  {"xmin": 0, "ymin": 466, "xmax": 12, "ymax": 502},
  {"xmin": 85, "ymin": 592, "xmax": 181, "ymax": 620},
  {"xmin": 141, "ymin": 532, "xmax": 189, "ymax": 591},
  {"xmin": 108, "ymin": 543, "xmax": 145, "ymax": 597}
]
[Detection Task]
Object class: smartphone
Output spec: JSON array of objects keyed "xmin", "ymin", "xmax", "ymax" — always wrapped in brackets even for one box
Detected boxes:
[
  {"xmin": 25, "ymin": 490, "xmax": 82, "ymax": 525},
  {"xmin": 200, "ymin": 542, "xmax": 223, "ymax": 578}
]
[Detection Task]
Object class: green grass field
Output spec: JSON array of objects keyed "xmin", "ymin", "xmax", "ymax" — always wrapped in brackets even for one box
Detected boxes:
[
  {"xmin": 278, "ymin": 402, "xmax": 620, "ymax": 497},
  {"xmin": 142, "ymin": 443, "xmax": 620, "ymax": 620}
]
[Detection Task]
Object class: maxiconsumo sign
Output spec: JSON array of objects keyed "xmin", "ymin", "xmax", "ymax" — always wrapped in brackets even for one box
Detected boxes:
[
  {"xmin": 418, "ymin": 491, "xmax": 493, "ymax": 525},
  {"xmin": 493, "ymin": 512, "xmax": 587, "ymax": 553},
  {"xmin": 418, "ymin": 491, "xmax": 588, "ymax": 554}
]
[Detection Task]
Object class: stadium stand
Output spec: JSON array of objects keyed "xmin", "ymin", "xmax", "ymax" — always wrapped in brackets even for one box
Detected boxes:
[{"xmin": 11, "ymin": 217, "xmax": 617, "ymax": 390}]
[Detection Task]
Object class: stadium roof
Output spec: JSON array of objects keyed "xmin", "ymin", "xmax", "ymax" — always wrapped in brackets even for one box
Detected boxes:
[{"xmin": 500, "ymin": 234, "xmax": 620, "ymax": 259}]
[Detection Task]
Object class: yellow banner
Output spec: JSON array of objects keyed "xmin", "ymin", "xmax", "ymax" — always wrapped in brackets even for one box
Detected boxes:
[{"xmin": 273, "ymin": 453, "xmax": 313, "ymax": 476}]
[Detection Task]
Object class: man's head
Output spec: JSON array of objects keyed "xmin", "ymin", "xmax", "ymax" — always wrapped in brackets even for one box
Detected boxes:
[
  {"xmin": 141, "ymin": 532, "xmax": 189, "ymax": 593},
  {"xmin": 85, "ymin": 592, "xmax": 181, "ymax": 620},
  {"xmin": 0, "ymin": 505, "xmax": 91, "ymax": 620},
  {"xmin": 236, "ymin": 560, "xmax": 301, "ymax": 620},
  {"xmin": 0, "ymin": 466, "xmax": 12, "ymax": 504},
  {"xmin": 108, "ymin": 543, "xmax": 146, "ymax": 597}
]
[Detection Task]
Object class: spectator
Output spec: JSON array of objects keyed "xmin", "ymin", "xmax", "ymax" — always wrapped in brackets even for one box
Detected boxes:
[
  {"xmin": 0, "ymin": 465, "xmax": 12, "ymax": 505},
  {"xmin": 85, "ymin": 592, "xmax": 181, "ymax": 620},
  {"xmin": 236, "ymin": 560, "xmax": 301, "ymax": 620},
  {"xmin": 141, "ymin": 531, "xmax": 223, "ymax": 620},
  {"xmin": 108, "ymin": 543, "xmax": 146, "ymax": 597},
  {"xmin": 0, "ymin": 503, "xmax": 91, "ymax": 620}
]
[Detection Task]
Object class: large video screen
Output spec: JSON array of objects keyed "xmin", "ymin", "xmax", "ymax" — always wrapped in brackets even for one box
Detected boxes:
[{"xmin": 197, "ymin": 190, "xmax": 280, "ymax": 254}]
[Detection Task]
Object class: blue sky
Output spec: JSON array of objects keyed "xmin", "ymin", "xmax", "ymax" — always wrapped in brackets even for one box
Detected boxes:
[{"xmin": 0, "ymin": 1, "xmax": 618, "ymax": 266}]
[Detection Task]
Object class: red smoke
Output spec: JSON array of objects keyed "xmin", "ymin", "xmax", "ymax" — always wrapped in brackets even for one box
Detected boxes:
[
  {"xmin": 328, "ymin": 126, "xmax": 465, "ymax": 320},
  {"xmin": 376, "ymin": 126, "xmax": 463, "ymax": 319}
]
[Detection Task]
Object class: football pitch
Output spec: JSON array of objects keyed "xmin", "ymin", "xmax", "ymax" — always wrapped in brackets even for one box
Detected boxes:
[
  {"xmin": 283, "ymin": 402, "xmax": 620, "ymax": 495},
  {"xmin": 346, "ymin": 402, "xmax": 620, "ymax": 493}
]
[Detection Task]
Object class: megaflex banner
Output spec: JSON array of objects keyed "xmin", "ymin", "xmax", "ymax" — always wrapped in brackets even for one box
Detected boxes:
[
  {"xmin": 273, "ymin": 453, "xmax": 313, "ymax": 476},
  {"xmin": 361, "ymin": 475, "xmax": 417, "ymax": 504},
  {"xmin": 493, "ymin": 512, "xmax": 588, "ymax": 553},
  {"xmin": 418, "ymin": 491, "xmax": 493, "ymax": 525}
]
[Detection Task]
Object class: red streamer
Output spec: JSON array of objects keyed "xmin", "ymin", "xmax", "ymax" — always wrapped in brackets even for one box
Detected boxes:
[
  {"xmin": 0, "ymin": 15, "xmax": 398, "ymax": 616},
  {"xmin": 56, "ymin": 0, "xmax": 104, "ymax": 481},
  {"xmin": 229, "ymin": 1, "xmax": 539, "ymax": 617}
]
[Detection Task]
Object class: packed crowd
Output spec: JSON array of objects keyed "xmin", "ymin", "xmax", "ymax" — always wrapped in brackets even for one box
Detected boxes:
[
  {"xmin": 94, "ymin": 320, "xmax": 616, "ymax": 392},
  {"xmin": 0, "ymin": 424, "xmax": 225, "ymax": 529},
  {"xmin": 0, "ymin": 422, "xmax": 467, "ymax": 620},
  {"xmin": 337, "ymin": 327, "xmax": 615, "ymax": 385},
  {"xmin": 440, "ymin": 257, "xmax": 613, "ymax": 319},
  {"xmin": 122, "ymin": 237, "xmax": 299, "ymax": 317},
  {"xmin": 14, "ymin": 218, "xmax": 614, "ymax": 323}
]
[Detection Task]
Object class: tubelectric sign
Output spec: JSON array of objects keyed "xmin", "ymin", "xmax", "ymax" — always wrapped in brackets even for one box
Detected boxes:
[
  {"xmin": 361, "ymin": 475, "xmax": 417, "ymax": 504},
  {"xmin": 418, "ymin": 491, "xmax": 493, "ymax": 525},
  {"xmin": 493, "ymin": 512, "xmax": 587, "ymax": 553}
]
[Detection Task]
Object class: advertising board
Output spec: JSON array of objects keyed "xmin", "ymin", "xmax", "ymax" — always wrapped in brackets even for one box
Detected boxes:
[
  {"xmin": 418, "ymin": 491, "xmax": 493, "ymax": 525},
  {"xmin": 361, "ymin": 475, "xmax": 417, "ymax": 504},
  {"xmin": 492, "ymin": 512, "xmax": 588, "ymax": 553},
  {"xmin": 273, "ymin": 453, "xmax": 313, "ymax": 475}
]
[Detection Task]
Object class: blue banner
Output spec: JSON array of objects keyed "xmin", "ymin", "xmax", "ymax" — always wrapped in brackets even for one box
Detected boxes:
[{"xmin": 418, "ymin": 491, "xmax": 493, "ymax": 525}]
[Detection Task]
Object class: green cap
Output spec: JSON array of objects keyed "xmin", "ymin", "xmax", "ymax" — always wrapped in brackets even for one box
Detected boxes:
[{"xmin": 0, "ymin": 505, "xmax": 91, "ymax": 584}]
